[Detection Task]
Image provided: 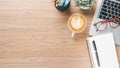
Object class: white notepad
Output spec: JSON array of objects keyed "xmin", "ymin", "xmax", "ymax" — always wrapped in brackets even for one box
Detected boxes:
[{"xmin": 87, "ymin": 33, "xmax": 119, "ymax": 68}]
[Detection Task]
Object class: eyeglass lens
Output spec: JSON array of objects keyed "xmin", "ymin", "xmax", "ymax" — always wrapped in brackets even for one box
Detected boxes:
[{"xmin": 96, "ymin": 21, "xmax": 107, "ymax": 31}]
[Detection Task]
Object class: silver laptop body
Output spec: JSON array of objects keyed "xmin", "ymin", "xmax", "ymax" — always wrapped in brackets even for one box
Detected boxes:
[{"xmin": 89, "ymin": 0, "xmax": 120, "ymax": 45}]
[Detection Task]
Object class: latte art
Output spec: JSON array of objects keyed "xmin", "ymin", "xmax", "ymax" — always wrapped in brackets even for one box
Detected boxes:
[
  {"xmin": 71, "ymin": 16, "xmax": 82, "ymax": 29},
  {"xmin": 68, "ymin": 13, "xmax": 87, "ymax": 33}
]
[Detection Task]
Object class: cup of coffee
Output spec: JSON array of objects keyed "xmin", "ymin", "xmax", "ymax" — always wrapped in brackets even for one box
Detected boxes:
[{"xmin": 67, "ymin": 13, "xmax": 87, "ymax": 37}]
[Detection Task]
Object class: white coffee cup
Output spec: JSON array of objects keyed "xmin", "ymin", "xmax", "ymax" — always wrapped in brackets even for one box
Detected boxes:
[{"xmin": 67, "ymin": 13, "xmax": 87, "ymax": 37}]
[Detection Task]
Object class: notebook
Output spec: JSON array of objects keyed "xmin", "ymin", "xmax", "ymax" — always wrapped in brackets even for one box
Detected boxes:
[{"xmin": 87, "ymin": 33, "xmax": 119, "ymax": 68}]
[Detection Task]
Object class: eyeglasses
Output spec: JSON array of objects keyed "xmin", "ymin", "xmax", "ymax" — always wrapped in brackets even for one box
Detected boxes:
[{"xmin": 93, "ymin": 17, "xmax": 120, "ymax": 32}]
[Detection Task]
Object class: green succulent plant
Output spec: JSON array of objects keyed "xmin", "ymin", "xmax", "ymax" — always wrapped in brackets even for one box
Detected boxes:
[{"xmin": 74, "ymin": 0, "xmax": 94, "ymax": 9}]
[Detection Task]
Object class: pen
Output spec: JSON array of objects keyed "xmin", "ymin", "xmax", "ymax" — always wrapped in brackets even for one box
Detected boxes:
[{"xmin": 93, "ymin": 40, "xmax": 100, "ymax": 67}]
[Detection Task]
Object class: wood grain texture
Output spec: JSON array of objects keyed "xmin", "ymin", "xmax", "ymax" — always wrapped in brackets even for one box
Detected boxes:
[{"xmin": 0, "ymin": 0, "xmax": 119, "ymax": 68}]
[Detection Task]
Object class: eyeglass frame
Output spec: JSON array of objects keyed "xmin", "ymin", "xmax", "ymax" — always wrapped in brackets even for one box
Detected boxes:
[{"xmin": 93, "ymin": 17, "xmax": 120, "ymax": 32}]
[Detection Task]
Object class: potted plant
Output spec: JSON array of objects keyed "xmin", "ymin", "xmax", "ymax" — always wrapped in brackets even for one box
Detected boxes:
[{"xmin": 74, "ymin": 0, "xmax": 95, "ymax": 9}]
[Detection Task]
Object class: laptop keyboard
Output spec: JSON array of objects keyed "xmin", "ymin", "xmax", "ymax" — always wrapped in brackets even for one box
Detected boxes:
[
  {"xmin": 117, "ymin": 0, "xmax": 120, "ymax": 1},
  {"xmin": 98, "ymin": 0, "xmax": 120, "ymax": 20}
]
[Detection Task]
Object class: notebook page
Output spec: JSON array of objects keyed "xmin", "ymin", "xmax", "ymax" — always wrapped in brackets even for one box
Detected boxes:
[
  {"xmin": 94, "ymin": 33, "xmax": 119, "ymax": 68},
  {"xmin": 87, "ymin": 33, "xmax": 119, "ymax": 68}
]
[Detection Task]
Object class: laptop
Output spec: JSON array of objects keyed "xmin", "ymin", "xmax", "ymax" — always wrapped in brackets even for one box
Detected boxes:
[{"xmin": 89, "ymin": 0, "xmax": 120, "ymax": 45}]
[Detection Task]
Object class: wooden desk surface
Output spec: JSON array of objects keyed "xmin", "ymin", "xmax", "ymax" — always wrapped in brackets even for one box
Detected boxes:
[{"xmin": 0, "ymin": 0, "xmax": 120, "ymax": 68}]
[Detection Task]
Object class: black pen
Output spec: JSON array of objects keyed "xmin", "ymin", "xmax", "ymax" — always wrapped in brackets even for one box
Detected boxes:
[{"xmin": 93, "ymin": 40, "xmax": 100, "ymax": 67}]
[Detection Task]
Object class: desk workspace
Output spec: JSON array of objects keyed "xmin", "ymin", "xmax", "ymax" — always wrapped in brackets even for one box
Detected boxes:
[{"xmin": 0, "ymin": 0, "xmax": 120, "ymax": 68}]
